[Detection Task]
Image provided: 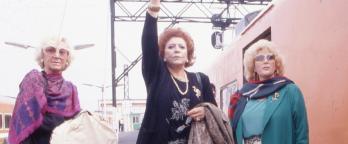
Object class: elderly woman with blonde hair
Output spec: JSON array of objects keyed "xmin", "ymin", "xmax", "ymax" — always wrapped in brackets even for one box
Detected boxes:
[
  {"xmin": 8, "ymin": 37, "xmax": 81, "ymax": 144},
  {"xmin": 228, "ymin": 39, "xmax": 309, "ymax": 144}
]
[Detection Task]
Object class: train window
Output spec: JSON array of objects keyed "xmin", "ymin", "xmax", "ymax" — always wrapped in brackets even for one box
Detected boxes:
[
  {"xmin": 219, "ymin": 80, "xmax": 238, "ymax": 114},
  {"xmin": 0, "ymin": 114, "xmax": 2, "ymax": 129},
  {"xmin": 4, "ymin": 115, "xmax": 11, "ymax": 129}
]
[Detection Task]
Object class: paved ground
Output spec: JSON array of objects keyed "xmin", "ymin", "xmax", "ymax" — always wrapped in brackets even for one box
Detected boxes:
[{"xmin": 118, "ymin": 130, "xmax": 139, "ymax": 144}]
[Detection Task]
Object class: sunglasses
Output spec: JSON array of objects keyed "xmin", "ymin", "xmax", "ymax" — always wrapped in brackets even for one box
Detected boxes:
[
  {"xmin": 44, "ymin": 47, "xmax": 69, "ymax": 57},
  {"xmin": 255, "ymin": 54, "xmax": 275, "ymax": 62}
]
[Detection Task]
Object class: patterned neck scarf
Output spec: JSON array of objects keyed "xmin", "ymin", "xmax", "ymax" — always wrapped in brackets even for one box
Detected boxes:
[
  {"xmin": 229, "ymin": 77, "xmax": 293, "ymax": 131},
  {"xmin": 8, "ymin": 69, "xmax": 81, "ymax": 144}
]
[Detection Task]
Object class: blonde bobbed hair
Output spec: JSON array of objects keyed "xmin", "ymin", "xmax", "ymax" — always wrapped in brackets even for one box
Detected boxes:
[{"xmin": 243, "ymin": 39, "xmax": 285, "ymax": 82}]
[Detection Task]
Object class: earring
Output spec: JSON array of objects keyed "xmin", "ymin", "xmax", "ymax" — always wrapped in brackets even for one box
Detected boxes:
[
  {"xmin": 40, "ymin": 59, "xmax": 44, "ymax": 66},
  {"xmin": 163, "ymin": 58, "xmax": 167, "ymax": 62},
  {"xmin": 254, "ymin": 72, "xmax": 259, "ymax": 80}
]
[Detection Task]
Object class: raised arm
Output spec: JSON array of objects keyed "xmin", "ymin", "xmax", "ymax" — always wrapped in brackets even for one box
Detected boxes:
[{"xmin": 141, "ymin": 0, "xmax": 163, "ymax": 85}]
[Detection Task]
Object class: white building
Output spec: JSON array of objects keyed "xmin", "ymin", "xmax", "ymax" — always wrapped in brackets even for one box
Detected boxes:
[{"xmin": 99, "ymin": 99, "xmax": 146, "ymax": 132}]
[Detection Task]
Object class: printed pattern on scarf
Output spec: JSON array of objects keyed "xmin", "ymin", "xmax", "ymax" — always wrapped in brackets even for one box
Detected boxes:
[{"xmin": 8, "ymin": 69, "xmax": 81, "ymax": 144}]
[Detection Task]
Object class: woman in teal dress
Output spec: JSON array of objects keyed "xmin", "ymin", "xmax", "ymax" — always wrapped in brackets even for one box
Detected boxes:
[{"xmin": 229, "ymin": 39, "xmax": 309, "ymax": 144}]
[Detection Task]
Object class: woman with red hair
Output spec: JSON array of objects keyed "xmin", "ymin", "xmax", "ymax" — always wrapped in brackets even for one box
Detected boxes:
[{"xmin": 136, "ymin": 0, "xmax": 217, "ymax": 143}]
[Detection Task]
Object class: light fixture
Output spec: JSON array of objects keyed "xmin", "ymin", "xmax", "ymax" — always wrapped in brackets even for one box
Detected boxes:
[
  {"xmin": 4, "ymin": 41, "xmax": 36, "ymax": 49},
  {"xmin": 211, "ymin": 31, "xmax": 223, "ymax": 49},
  {"xmin": 74, "ymin": 44, "xmax": 95, "ymax": 50},
  {"xmin": 211, "ymin": 14, "xmax": 233, "ymax": 31},
  {"xmin": 4, "ymin": 41, "xmax": 95, "ymax": 51}
]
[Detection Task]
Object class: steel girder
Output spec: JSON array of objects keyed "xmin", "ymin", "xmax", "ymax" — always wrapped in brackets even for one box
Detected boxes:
[{"xmin": 113, "ymin": 0, "xmax": 271, "ymax": 28}]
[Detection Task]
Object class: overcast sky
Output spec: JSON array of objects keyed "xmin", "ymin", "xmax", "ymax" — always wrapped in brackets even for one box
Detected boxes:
[{"xmin": 0, "ymin": 0, "xmax": 264, "ymax": 111}]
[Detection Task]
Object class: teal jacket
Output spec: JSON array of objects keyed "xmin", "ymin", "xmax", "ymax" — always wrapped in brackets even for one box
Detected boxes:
[{"xmin": 235, "ymin": 84, "xmax": 309, "ymax": 144}]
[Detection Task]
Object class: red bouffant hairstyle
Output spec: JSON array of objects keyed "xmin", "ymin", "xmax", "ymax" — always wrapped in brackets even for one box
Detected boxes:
[{"xmin": 158, "ymin": 28, "xmax": 195, "ymax": 67}]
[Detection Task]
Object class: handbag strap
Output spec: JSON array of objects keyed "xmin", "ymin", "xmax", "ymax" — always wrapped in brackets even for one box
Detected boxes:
[
  {"xmin": 195, "ymin": 73, "xmax": 203, "ymax": 101},
  {"xmin": 195, "ymin": 73, "xmax": 202, "ymax": 90}
]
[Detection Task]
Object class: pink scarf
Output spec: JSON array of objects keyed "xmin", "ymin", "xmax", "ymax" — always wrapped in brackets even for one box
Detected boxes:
[{"xmin": 8, "ymin": 69, "xmax": 80, "ymax": 144}]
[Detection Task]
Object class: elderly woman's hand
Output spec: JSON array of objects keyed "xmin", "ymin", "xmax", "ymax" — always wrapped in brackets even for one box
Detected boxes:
[
  {"xmin": 187, "ymin": 106, "xmax": 205, "ymax": 121},
  {"xmin": 148, "ymin": 0, "xmax": 161, "ymax": 17},
  {"xmin": 150, "ymin": 0, "xmax": 160, "ymax": 5}
]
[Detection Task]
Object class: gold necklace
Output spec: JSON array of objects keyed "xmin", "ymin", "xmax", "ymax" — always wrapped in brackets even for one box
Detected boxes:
[{"xmin": 170, "ymin": 73, "xmax": 189, "ymax": 95}]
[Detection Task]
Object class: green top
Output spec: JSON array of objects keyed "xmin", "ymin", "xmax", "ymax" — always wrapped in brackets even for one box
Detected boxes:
[
  {"xmin": 235, "ymin": 84, "xmax": 309, "ymax": 144},
  {"xmin": 241, "ymin": 98, "xmax": 267, "ymax": 138}
]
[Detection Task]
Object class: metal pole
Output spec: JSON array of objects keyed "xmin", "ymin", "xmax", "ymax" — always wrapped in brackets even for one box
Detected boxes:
[
  {"xmin": 101, "ymin": 86, "xmax": 106, "ymax": 118},
  {"xmin": 110, "ymin": 0, "xmax": 117, "ymax": 107}
]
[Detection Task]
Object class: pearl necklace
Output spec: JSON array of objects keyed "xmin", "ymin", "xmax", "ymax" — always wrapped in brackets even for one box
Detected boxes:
[{"xmin": 170, "ymin": 73, "xmax": 189, "ymax": 95}]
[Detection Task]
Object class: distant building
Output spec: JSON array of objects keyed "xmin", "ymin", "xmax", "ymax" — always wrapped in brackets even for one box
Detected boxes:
[
  {"xmin": 99, "ymin": 99, "xmax": 146, "ymax": 132},
  {"xmin": 0, "ymin": 101, "xmax": 14, "ymax": 143}
]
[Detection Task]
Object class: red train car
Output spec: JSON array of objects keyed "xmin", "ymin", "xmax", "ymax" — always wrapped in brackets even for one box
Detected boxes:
[{"xmin": 206, "ymin": 0, "xmax": 348, "ymax": 143}]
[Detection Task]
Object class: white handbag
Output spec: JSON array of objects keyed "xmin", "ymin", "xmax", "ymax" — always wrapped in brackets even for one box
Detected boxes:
[{"xmin": 50, "ymin": 110, "xmax": 118, "ymax": 144}]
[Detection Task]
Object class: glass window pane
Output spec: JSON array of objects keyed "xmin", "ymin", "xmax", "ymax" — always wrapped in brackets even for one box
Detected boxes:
[
  {"xmin": 0, "ymin": 114, "xmax": 2, "ymax": 129},
  {"xmin": 5, "ymin": 115, "xmax": 11, "ymax": 129}
]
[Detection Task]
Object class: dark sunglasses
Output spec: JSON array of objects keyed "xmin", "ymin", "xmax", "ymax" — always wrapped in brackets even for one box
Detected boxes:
[{"xmin": 255, "ymin": 54, "xmax": 275, "ymax": 62}]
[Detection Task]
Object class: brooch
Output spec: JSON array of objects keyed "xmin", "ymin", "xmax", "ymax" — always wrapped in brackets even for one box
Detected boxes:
[
  {"xmin": 272, "ymin": 92, "xmax": 280, "ymax": 101},
  {"xmin": 192, "ymin": 86, "xmax": 201, "ymax": 97}
]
